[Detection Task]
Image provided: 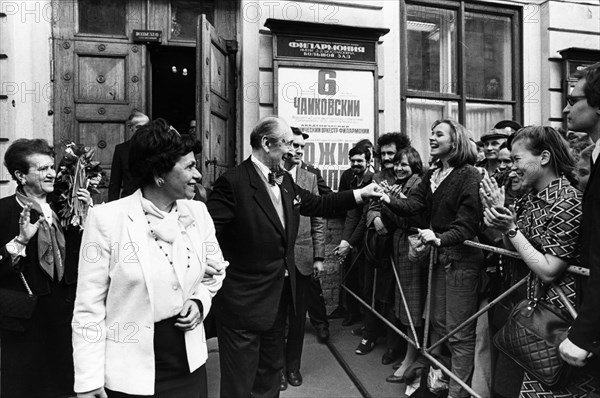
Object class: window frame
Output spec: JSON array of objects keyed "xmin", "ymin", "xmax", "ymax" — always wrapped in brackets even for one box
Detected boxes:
[
  {"xmin": 400, "ymin": 0, "xmax": 522, "ymax": 132},
  {"xmin": 168, "ymin": 0, "xmax": 216, "ymax": 43}
]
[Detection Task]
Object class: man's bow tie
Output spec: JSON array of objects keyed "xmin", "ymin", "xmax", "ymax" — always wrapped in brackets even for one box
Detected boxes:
[{"xmin": 268, "ymin": 170, "xmax": 285, "ymax": 186}]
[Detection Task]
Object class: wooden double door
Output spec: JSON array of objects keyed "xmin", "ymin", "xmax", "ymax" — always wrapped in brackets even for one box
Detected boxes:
[{"xmin": 53, "ymin": 12, "xmax": 236, "ymax": 202}]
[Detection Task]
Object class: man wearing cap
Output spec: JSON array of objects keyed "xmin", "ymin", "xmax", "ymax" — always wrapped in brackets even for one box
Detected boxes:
[
  {"xmin": 478, "ymin": 124, "xmax": 512, "ymax": 178},
  {"xmin": 279, "ymin": 127, "xmax": 329, "ymax": 390}
]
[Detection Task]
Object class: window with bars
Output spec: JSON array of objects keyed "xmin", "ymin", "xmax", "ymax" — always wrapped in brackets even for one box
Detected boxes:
[{"xmin": 401, "ymin": 1, "xmax": 521, "ymax": 158}]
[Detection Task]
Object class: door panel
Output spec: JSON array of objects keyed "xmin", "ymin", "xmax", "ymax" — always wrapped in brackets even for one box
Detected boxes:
[
  {"xmin": 210, "ymin": 115, "xmax": 228, "ymax": 163},
  {"xmin": 76, "ymin": 55, "xmax": 127, "ymax": 103},
  {"xmin": 210, "ymin": 47, "xmax": 227, "ymax": 97},
  {"xmin": 196, "ymin": 14, "xmax": 237, "ymax": 187},
  {"xmin": 79, "ymin": 123, "xmax": 126, "ymax": 166},
  {"xmin": 54, "ymin": 39, "xmax": 145, "ymax": 203}
]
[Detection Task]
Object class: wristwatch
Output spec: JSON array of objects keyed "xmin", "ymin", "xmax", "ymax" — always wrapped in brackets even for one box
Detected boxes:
[{"xmin": 505, "ymin": 227, "xmax": 519, "ymax": 238}]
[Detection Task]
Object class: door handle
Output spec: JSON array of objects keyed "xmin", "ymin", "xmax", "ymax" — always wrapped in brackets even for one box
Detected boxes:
[
  {"xmin": 204, "ymin": 158, "xmax": 218, "ymax": 182},
  {"xmin": 204, "ymin": 158, "xmax": 217, "ymax": 167}
]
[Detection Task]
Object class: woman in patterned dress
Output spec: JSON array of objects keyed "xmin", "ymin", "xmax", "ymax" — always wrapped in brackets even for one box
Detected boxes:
[{"xmin": 483, "ymin": 125, "xmax": 599, "ymax": 397}]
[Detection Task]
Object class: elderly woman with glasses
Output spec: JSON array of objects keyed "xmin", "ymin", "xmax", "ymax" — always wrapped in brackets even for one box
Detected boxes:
[
  {"xmin": 0, "ymin": 138, "xmax": 92, "ymax": 398},
  {"xmin": 73, "ymin": 118, "xmax": 228, "ymax": 398}
]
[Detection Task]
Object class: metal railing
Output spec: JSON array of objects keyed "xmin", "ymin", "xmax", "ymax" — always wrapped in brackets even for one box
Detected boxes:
[{"xmin": 339, "ymin": 239, "xmax": 588, "ymax": 398}]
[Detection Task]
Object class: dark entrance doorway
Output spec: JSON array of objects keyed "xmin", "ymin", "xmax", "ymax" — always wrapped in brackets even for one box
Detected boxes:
[{"xmin": 149, "ymin": 46, "xmax": 196, "ymax": 135}]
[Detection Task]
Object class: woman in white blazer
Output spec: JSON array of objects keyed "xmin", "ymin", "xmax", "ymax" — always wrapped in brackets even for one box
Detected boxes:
[{"xmin": 73, "ymin": 119, "xmax": 227, "ymax": 398}]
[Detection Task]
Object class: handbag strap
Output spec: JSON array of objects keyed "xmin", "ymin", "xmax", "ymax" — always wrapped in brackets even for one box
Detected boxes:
[
  {"xmin": 550, "ymin": 282, "xmax": 578, "ymax": 319},
  {"xmin": 18, "ymin": 272, "xmax": 34, "ymax": 296},
  {"xmin": 529, "ymin": 272, "xmax": 578, "ymax": 319}
]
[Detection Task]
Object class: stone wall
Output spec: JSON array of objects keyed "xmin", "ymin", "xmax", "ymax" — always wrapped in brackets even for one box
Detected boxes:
[{"xmin": 320, "ymin": 217, "xmax": 345, "ymax": 314}]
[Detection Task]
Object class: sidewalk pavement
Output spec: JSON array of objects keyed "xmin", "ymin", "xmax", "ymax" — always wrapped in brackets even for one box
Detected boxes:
[{"xmin": 206, "ymin": 319, "xmax": 409, "ymax": 398}]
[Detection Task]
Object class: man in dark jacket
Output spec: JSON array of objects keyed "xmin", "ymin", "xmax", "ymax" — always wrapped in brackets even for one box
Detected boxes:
[
  {"xmin": 107, "ymin": 111, "xmax": 149, "ymax": 201},
  {"xmin": 279, "ymin": 127, "xmax": 328, "ymax": 390},
  {"xmin": 333, "ymin": 145, "xmax": 374, "ymax": 327},
  {"xmin": 207, "ymin": 116, "xmax": 382, "ymax": 398},
  {"xmin": 560, "ymin": 62, "xmax": 600, "ymax": 365}
]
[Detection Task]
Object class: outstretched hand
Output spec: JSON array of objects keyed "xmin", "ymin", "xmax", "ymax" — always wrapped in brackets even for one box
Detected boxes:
[{"xmin": 359, "ymin": 182, "xmax": 384, "ymax": 199}]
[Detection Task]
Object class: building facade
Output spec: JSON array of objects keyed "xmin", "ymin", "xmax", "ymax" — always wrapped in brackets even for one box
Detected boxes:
[
  {"xmin": 1, "ymin": 0, "xmax": 599, "ymax": 197},
  {"xmin": 1, "ymin": 0, "xmax": 599, "ymax": 306}
]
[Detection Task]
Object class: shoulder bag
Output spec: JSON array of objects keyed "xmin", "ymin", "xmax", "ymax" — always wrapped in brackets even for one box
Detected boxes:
[
  {"xmin": 0, "ymin": 272, "xmax": 38, "ymax": 333},
  {"xmin": 493, "ymin": 278, "xmax": 573, "ymax": 387}
]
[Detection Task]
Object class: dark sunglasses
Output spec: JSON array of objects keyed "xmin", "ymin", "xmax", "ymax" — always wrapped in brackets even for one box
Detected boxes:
[{"xmin": 566, "ymin": 95, "xmax": 587, "ymax": 107}]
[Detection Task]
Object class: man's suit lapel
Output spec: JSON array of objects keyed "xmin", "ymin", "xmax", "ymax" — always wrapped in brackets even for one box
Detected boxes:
[
  {"xmin": 245, "ymin": 160, "xmax": 286, "ymax": 240},
  {"xmin": 125, "ymin": 191, "xmax": 155, "ymax": 312},
  {"xmin": 296, "ymin": 166, "xmax": 308, "ymax": 189},
  {"xmin": 584, "ymin": 156, "xmax": 600, "ymax": 201}
]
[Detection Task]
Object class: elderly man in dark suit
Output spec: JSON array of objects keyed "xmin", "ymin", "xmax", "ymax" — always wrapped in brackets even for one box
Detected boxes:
[
  {"xmin": 107, "ymin": 111, "xmax": 149, "ymax": 201},
  {"xmin": 207, "ymin": 116, "xmax": 382, "ymax": 398},
  {"xmin": 559, "ymin": 62, "xmax": 600, "ymax": 366}
]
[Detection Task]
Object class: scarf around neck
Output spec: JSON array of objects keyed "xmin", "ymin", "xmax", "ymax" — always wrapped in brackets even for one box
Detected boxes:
[{"xmin": 15, "ymin": 188, "xmax": 66, "ymax": 281}]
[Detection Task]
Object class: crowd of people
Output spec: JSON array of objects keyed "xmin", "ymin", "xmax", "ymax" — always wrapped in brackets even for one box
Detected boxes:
[{"xmin": 0, "ymin": 62, "xmax": 599, "ymax": 398}]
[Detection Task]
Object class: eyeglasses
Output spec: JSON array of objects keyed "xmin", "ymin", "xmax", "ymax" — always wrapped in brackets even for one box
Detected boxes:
[{"xmin": 566, "ymin": 95, "xmax": 587, "ymax": 107}]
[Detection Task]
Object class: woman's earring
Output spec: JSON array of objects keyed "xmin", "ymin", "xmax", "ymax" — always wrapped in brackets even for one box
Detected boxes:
[{"xmin": 156, "ymin": 178, "xmax": 165, "ymax": 187}]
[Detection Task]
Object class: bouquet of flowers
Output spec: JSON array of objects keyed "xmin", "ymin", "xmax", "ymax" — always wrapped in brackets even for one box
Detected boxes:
[{"xmin": 54, "ymin": 142, "xmax": 106, "ymax": 229}]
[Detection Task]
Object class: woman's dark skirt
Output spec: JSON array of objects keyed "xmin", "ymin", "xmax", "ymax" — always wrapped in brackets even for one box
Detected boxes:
[
  {"xmin": 106, "ymin": 316, "xmax": 207, "ymax": 398},
  {"xmin": 0, "ymin": 278, "xmax": 75, "ymax": 398}
]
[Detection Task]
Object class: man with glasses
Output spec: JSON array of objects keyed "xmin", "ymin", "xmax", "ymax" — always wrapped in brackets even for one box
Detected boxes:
[
  {"xmin": 207, "ymin": 116, "xmax": 383, "ymax": 398},
  {"xmin": 277, "ymin": 127, "xmax": 329, "ymax": 390},
  {"xmin": 559, "ymin": 62, "xmax": 600, "ymax": 377}
]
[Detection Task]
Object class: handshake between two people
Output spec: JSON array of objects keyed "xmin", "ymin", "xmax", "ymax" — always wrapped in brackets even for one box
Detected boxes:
[
  {"xmin": 357, "ymin": 182, "xmax": 385, "ymax": 200},
  {"xmin": 375, "ymin": 181, "xmax": 439, "ymax": 247}
]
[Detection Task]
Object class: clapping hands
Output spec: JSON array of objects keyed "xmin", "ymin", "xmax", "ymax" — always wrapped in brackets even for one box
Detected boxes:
[
  {"xmin": 479, "ymin": 175, "xmax": 505, "ymax": 209},
  {"xmin": 480, "ymin": 175, "xmax": 516, "ymax": 233}
]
